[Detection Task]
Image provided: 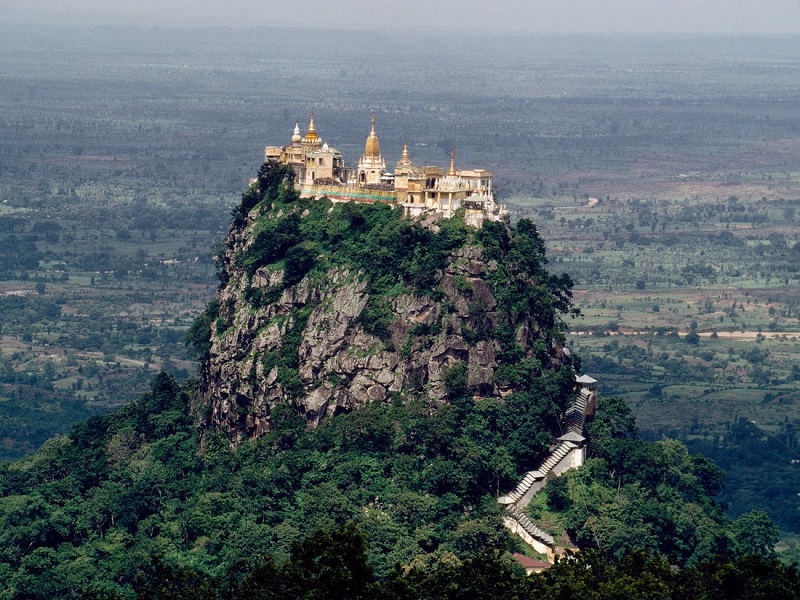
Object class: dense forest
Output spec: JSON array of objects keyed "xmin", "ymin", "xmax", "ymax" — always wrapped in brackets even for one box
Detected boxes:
[
  {"xmin": 0, "ymin": 373, "xmax": 793, "ymax": 597},
  {"xmin": 0, "ymin": 167, "xmax": 793, "ymax": 598}
]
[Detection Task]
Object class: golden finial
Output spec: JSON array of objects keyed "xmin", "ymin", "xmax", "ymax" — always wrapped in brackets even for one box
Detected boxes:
[
  {"xmin": 448, "ymin": 144, "xmax": 456, "ymax": 176},
  {"xmin": 364, "ymin": 113, "xmax": 381, "ymax": 159},
  {"xmin": 304, "ymin": 111, "xmax": 318, "ymax": 142},
  {"xmin": 400, "ymin": 138, "xmax": 410, "ymax": 164}
]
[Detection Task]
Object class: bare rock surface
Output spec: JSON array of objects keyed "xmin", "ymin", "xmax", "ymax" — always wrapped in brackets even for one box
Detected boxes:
[{"xmin": 199, "ymin": 211, "xmax": 569, "ymax": 444}]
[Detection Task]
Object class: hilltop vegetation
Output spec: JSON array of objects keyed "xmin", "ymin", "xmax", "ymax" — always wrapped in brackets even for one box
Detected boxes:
[{"xmin": 198, "ymin": 162, "xmax": 577, "ymax": 439}]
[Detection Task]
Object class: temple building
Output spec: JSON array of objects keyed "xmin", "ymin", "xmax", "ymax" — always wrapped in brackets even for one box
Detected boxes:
[
  {"xmin": 355, "ymin": 115, "xmax": 388, "ymax": 186},
  {"xmin": 263, "ymin": 113, "xmax": 345, "ymax": 187},
  {"xmin": 264, "ymin": 113, "xmax": 507, "ymax": 227}
]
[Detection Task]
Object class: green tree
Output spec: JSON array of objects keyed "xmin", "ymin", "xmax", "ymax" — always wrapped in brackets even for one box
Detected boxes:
[
  {"xmin": 281, "ymin": 524, "xmax": 374, "ymax": 600},
  {"xmin": 730, "ymin": 510, "xmax": 779, "ymax": 557}
]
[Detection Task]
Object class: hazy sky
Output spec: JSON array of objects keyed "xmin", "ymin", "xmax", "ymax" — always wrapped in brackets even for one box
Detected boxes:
[{"xmin": 5, "ymin": 0, "xmax": 800, "ymax": 34}]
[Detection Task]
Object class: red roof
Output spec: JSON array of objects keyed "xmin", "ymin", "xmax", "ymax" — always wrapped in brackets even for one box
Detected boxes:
[{"xmin": 512, "ymin": 553, "xmax": 551, "ymax": 569}]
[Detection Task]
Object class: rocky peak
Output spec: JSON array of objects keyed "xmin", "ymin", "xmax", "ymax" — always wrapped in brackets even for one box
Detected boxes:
[{"xmin": 195, "ymin": 162, "xmax": 575, "ymax": 444}]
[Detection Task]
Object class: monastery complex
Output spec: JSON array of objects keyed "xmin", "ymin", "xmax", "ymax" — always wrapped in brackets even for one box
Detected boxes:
[{"xmin": 264, "ymin": 113, "xmax": 508, "ymax": 227}]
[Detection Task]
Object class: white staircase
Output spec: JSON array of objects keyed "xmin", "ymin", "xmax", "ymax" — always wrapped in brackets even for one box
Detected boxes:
[
  {"xmin": 506, "ymin": 505, "xmax": 555, "ymax": 546},
  {"xmin": 499, "ymin": 375, "xmax": 596, "ymax": 562}
]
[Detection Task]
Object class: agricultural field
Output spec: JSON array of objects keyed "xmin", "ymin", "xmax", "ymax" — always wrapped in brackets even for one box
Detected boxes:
[
  {"xmin": 511, "ymin": 187, "xmax": 800, "ymax": 540},
  {"xmin": 511, "ymin": 189, "xmax": 800, "ymax": 432},
  {"xmin": 0, "ymin": 193, "xmax": 226, "ymax": 456},
  {"xmin": 0, "ymin": 24, "xmax": 799, "ymax": 544}
]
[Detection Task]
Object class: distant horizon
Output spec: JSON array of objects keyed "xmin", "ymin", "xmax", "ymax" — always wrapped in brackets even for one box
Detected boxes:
[
  {"xmin": 4, "ymin": 0, "xmax": 800, "ymax": 35},
  {"xmin": 4, "ymin": 22, "xmax": 800, "ymax": 41}
]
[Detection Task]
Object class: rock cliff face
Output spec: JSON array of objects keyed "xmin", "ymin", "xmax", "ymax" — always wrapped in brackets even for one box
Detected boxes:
[{"xmin": 197, "ymin": 163, "xmax": 573, "ymax": 444}]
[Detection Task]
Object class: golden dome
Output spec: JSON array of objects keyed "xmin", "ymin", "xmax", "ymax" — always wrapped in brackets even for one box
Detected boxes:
[{"xmin": 363, "ymin": 114, "xmax": 381, "ymax": 159}]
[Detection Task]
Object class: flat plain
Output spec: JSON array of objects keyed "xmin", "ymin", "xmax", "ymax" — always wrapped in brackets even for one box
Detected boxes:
[{"xmin": 0, "ymin": 25, "xmax": 798, "ymax": 548}]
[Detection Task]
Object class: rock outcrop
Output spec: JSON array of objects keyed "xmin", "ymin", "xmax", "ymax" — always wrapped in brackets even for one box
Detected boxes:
[{"xmin": 197, "ymin": 164, "xmax": 573, "ymax": 444}]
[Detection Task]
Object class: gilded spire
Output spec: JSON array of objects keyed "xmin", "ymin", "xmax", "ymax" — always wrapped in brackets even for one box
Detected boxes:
[
  {"xmin": 448, "ymin": 144, "xmax": 456, "ymax": 176},
  {"xmin": 400, "ymin": 138, "xmax": 410, "ymax": 164},
  {"xmin": 304, "ymin": 111, "xmax": 318, "ymax": 143},
  {"xmin": 363, "ymin": 113, "xmax": 381, "ymax": 159}
]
